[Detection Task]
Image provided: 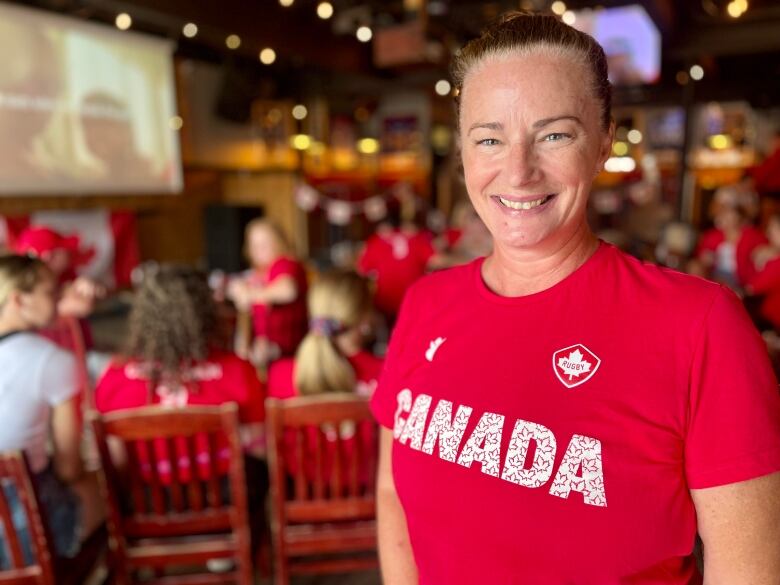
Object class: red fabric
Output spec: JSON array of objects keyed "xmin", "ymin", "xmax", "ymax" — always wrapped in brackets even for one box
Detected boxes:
[
  {"xmin": 749, "ymin": 256, "xmax": 780, "ymax": 329},
  {"xmin": 95, "ymin": 351, "xmax": 265, "ymax": 483},
  {"xmin": 250, "ymin": 257, "xmax": 308, "ymax": 356},
  {"xmin": 267, "ymin": 351, "xmax": 383, "ymax": 486},
  {"xmin": 443, "ymin": 228, "xmax": 463, "ymax": 248},
  {"xmin": 109, "ymin": 212, "xmax": 140, "ymax": 288},
  {"xmin": 357, "ymin": 229, "xmax": 435, "ymax": 316},
  {"xmin": 696, "ymin": 226, "xmax": 767, "ymax": 286},
  {"xmin": 752, "ymin": 147, "xmax": 780, "ymax": 194},
  {"xmin": 371, "ymin": 243, "xmax": 780, "ymax": 584}
]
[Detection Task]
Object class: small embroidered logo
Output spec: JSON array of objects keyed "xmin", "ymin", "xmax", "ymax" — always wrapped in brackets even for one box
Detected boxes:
[
  {"xmin": 552, "ymin": 344, "xmax": 601, "ymax": 389},
  {"xmin": 425, "ymin": 337, "xmax": 446, "ymax": 362}
]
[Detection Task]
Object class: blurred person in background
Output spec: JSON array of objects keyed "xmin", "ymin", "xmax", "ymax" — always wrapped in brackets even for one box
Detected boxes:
[
  {"xmin": 267, "ymin": 270, "xmax": 381, "ymax": 399},
  {"xmin": 226, "ymin": 219, "xmax": 308, "ymax": 369},
  {"xmin": 690, "ymin": 185, "xmax": 766, "ymax": 290},
  {"xmin": 0, "ymin": 255, "xmax": 103, "ymax": 567}
]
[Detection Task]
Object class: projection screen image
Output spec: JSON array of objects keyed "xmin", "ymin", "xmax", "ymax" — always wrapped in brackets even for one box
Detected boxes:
[{"xmin": 0, "ymin": 2, "xmax": 182, "ymax": 194}]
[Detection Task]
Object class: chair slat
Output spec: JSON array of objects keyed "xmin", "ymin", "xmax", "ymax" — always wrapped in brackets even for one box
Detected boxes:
[
  {"xmin": 145, "ymin": 440, "xmax": 167, "ymax": 516},
  {"xmin": 293, "ymin": 429, "xmax": 306, "ymax": 502},
  {"xmin": 125, "ymin": 441, "xmax": 148, "ymax": 515},
  {"xmin": 205, "ymin": 434, "xmax": 220, "ymax": 509},
  {"xmin": 186, "ymin": 437, "xmax": 204, "ymax": 512},
  {"xmin": 312, "ymin": 429, "xmax": 323, "ymax": 501},
  {"xmin": 0, "ymin": 476, "xmax": 26, "ymax": 569},
  {"xmin": 167, "ymin": 438, "xmax": 185, "ymax": 513}
]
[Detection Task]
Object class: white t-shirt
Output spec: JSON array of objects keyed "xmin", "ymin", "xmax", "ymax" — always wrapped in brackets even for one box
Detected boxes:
[{"xmin": 0, "ymin": 332, "xmax": 78, "ymax": 473}]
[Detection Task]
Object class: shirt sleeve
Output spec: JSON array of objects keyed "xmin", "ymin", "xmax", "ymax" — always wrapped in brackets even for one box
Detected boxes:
[
  {"xmin": 268, "ymin": 257, "xmax": 297, "ymax": 282},
  {"xmin": 749, "ymin": 260, "xmax": 780, "ymax": 295},
  {"xmin": 40, "ymin": 345, "xmax": 79, "ymax": 407},
  {"xmin": 370, "ymin": 283, "xmax": 419, "ymax": 429},
  {"xmin": 685, "ymin": 286, "xmax": 780, "ymax": 489},
  {"xmin": 357, "ymin": 239, "xmax": 377, "ymax": 274}
]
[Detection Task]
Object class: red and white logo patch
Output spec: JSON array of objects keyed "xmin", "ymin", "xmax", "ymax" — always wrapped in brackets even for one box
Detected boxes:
[{"xmin": 552, "ymin": 344, "xmax": 601, "ymax": 389}]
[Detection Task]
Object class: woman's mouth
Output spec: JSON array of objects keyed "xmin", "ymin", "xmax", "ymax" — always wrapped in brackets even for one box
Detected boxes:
[{"xmin": 494, "ymin": 194, "xmax": 556, "ymax": 211}]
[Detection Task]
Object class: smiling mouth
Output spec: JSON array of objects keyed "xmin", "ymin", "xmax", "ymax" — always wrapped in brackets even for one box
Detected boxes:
[{"xmin": 494, "ymin": 194, "xmax": 556, "ymax": 210}]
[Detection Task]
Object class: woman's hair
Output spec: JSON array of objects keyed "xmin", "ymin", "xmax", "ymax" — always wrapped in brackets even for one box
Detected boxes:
[
  {"xmin": 0, "ymin": 254, "xmax": 51, "ymax": 307},
  {"xmin": 451, "ymin": 10, "xmax": 612, "ymax": 130},
  {"xmin": 124, "ymin": 264, "xmax": 218, "ymax": 400},
  {"xmin": 243, "ymin": 218, "xmax": 292, "ymax": 261},
  {"xmin": 294, "ymin": 271, "xmax": 372, "ymax": 396}
]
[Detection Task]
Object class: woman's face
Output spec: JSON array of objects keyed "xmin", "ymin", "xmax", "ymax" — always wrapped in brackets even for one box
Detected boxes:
[
  {"xmin": 19, "ymin": 271, "xmax": 57, "ymax": 329},
  {"xmin": 459, "ymin": 50, "xmax": 613, "ymax": 252},
  {"xmin": 246, "ymin": 226, "xmax": 278, "ymax": 268}
]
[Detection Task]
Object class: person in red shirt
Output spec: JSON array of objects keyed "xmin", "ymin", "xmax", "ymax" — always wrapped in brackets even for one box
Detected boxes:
[
  {"xmin": 267, "ymin": 270, "xmax": 381, "ymax": 486},
  {"xmin": 95, "ymin": 265, "xmax": 266, "ymax": 468},
  {"xmin": 373, "ymin": 12, "xmax": 780, "ymax": 585},
  {"xmin": 226, "ymin": 219, "xmax": 308, "ymax": 367},
  {"xmin": 746, "ymin": 213, "xmax": 780, "ymax": 331},
  {"xmin": 691, "ymin": 186, "xmax": 766, "ymax": 290},
  {"xmin": 357, "ymin": 207, "xmax": 435, "ymax": 321}
]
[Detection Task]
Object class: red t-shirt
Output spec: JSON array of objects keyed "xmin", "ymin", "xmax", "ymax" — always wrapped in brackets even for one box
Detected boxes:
[
  {"xmin": 371, "ymin": 242, "xmax": 780, "ymax": 584},
  {"xmin": 250, "ymin": 257, "xmax": 308, "ymax": 355},
  {"xmin": 267, "ymin": 351, "xmax": 383, "ymax": 485},
  {"xmin": 357, "ymin": 229, "xmax": 434, "ymax": 316},
  {"xmin": 96, "ymin": 350, "xmax": 265, "ymax": 482},
  {"xmin": 696, "ymin": 226, "xmax": 767, "ymax": 286},
  {"xmin": 749, "ymin": 256, "xmax": 780, "ymax": 329}
]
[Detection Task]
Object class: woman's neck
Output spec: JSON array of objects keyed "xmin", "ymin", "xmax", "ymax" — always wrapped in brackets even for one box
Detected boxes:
[
  {"xmin": 0, "ymin": 312, "xmax": 29, "ymax": 337},
  {"xmin": 482, "ymin": 223, "xmax": 599, "ymax": 297}
]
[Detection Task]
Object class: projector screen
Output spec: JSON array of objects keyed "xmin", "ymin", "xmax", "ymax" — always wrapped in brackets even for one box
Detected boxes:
[{"xmin": 0, "ymin": 3, "xmax": 182, "ymax": 194}]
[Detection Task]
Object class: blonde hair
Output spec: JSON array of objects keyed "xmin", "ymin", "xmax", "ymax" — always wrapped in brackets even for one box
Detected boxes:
[
  {"xmin": 243, "ymin": 218, "xmax": 292, "ymax": 261},
  {"xmin": 294, "ymin": 271, "xmax": 372, "ymax": 396},
  {"xmin": 0, "ymin": 255, "xmax": 51, "ymax": 307},
  {"xmin": 451, "ymin": 11, "xmax": 612, "ymax": 130}
]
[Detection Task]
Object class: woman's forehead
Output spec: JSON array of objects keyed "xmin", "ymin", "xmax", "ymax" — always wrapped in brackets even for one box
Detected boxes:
[{"xmin": 460, "ymin": 50, "xmax": 597, "ymax": 122}]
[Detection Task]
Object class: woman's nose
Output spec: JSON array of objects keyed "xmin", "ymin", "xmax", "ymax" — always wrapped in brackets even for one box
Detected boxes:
[{"xmin": 505, "ymin": 142, "xmax": 539, "ymax": 187}]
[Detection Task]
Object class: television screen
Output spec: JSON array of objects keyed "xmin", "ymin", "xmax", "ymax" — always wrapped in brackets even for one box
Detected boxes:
[
  {"xmin": 0, "ymin": 3, "xmax": 182, "ymax": 194},
  {"xmin": 572, "ymin": 5, "xmax": 661, "ymax": 86}
]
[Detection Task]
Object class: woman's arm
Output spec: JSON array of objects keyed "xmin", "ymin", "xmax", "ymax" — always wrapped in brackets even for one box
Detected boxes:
[
  {"xmin": 377, "ymin": 427, "xmax": 418, "ymax": 584},
  {"xmin": 691, "ymin": 471, "xmax": 780, "ymax": 585},
  {"xmin": 50, "ymin": 395, "xmax": 84, "ymax": 483}
]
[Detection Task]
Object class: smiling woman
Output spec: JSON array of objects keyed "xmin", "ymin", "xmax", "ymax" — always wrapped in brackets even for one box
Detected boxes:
[{"xmin": 371, "ymin": 10, "xmax": 780, "ymax": 585}]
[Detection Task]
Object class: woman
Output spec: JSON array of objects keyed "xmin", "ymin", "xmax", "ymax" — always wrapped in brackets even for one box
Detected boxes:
[
  {"xmin": 0, "ymin": 255, "xmax": 101, "ymax": 563},
  {"xmin": 372, "ymin": 12, "xmax": 780, "ymax": 584},
  {"xmin": 268, "ymin": 270, "xmax": 381, "ymax": 399},
  {"xmin": 692, "ymin": 186, "xmax": 766, "ymax": 290},
  {"xmin": 227, "ymin": 219, "xmax": 308, "ymax": 367},
  {"xmin": 95, "ymin": 264, "xmax": 266, "ymax": 459}
]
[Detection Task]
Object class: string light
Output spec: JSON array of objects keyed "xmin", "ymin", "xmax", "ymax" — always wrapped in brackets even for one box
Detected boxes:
[
  {"xmin": 169, "ymin": 116, "xmax": 183, "ymax": 131},
  {"xmin": 551, "ymin": 2, "xmax": 567, "ymax": 16},
  {"xmin": 627, "ymin": 130, "xmax": 643, "ymax": 144},
  {"xmin": 279, "ymin": 0, "xmax": 294, "ymax": 6},
  {"xmin": 225, "ymin": 35, "xmax": 241, "ymax": 49},
  {"xmin": 562, "ymin": 10, "xmax": 576, "ymax": 25},
  {"xmin": 356, "ymin": 26, "xmax": 373, "ymax": 42},
  {"xmin": 182, "ymin": 23, "xmax": 198, "ymax": 38},
  {"xmin": 435, "ymin": 79, "xmax": 452, "ymax": 96},
  {"xmin": 259, "ymin": 48, "xmax": 276, "ymax": 65},
  {"xmin": 292, "ymin": 105, "xmax": 308, "ymax": 120},
  {"xmin": 317, "ymin": 2, "xmax": 334, "ymax": 19},
  {"xmin": 689, "ymin": 65, "xmax": 704, "ymax": 81},
  {"xmin": 115, "ymin": 13, "xmax": 132, "ymax": 30}
]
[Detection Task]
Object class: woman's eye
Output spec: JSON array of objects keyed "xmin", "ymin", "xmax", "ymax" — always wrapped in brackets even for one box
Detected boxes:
[
  {"xmin": 543, "ymin": 133, "xmax": 571, "ymax": 142},
  {"xmin": 476, "ymin": 138, "xmax": 500, "ymax": 146}
]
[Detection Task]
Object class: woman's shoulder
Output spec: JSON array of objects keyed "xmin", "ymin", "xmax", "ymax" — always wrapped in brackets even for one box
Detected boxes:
[
  {"xmin": 406, "ymin": 260, "xmax": 479, "ymax": 302},
  {"xmin": 606, "ymin": 245, "xmax": 728, "ymax": 312}
]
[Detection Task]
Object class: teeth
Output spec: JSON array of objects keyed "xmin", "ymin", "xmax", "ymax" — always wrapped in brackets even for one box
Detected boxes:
[{"xmin": 498, "ymin": 195, "xmax": 549, "ymax": 210}]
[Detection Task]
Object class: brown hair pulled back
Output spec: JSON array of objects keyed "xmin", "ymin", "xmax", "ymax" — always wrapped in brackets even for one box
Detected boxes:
[{"xmin": 451, "ymin": 10, "xmax": 612, "ymax": 131}]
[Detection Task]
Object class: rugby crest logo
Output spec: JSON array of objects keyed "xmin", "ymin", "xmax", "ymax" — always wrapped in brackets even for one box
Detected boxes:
[{"xmin": 552, "ymin": 344, "xmax": 601, "ymax": 389}]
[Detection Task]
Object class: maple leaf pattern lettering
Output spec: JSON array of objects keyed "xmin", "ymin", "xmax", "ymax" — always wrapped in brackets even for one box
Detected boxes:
[
  {"xmin": 422, "ymin": 399, "xmax": 473, "ymax": 462},
  {"xmin": 557, "ymin": 349, "xmax": 592, "ymax": 381},
  {"xmin": 456, "ymin": 412, "xmax": 505, "ymax": 477}
]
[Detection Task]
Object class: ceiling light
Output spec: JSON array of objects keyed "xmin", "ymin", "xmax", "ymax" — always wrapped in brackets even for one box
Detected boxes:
[
  {"xmin": 259, "ymin": 48, "xmax": 276, "ymax": 65},
  {"xmin": 115, "ymin": 13, "xmax": 132, "ymax": 30},
  {"xmin": 435, "ymin": 79, "xmax": 452, "ymax": 96},
  {"xmin": 356, "ymin": 26, "xmax": 372, "ymax": 42},
  {"xmin": 317, "ymin": 2, "xmax": 334, "ymax": 19},
  {"xmin": 226, "ymin": 34, "xmax": 241, "ymax": 49},
  {"xmin": 182, "ymin": 23, "xmax": 198, "ymax": 38}
]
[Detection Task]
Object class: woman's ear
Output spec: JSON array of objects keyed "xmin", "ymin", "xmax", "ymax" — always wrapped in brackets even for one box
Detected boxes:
[{"xmin": 598, "ymin": 120, "xmax": 616, "ymax": 171}]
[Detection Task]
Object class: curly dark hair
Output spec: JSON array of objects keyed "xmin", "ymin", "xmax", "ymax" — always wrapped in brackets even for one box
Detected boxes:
[{"xmin": 123, "ymin": 264, "xmax": 219, "ymax": 401}]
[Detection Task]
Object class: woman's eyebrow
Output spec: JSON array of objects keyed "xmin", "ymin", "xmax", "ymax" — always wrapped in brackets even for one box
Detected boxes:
[
  {"xmin": 467, "ymin": 122, "xmax": 503, "ymax": 135},
  {"xmin": 532, "ymin": 115, "xmax": 583, "ymax": 129}
]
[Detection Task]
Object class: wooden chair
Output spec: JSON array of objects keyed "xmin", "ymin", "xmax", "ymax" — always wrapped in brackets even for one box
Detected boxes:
[
  {"xmin": 91, "ymin": 404, "xmax": 254, "ymax": 585},
  {"xmin": 0, "ymin": 452, "xmax": 107, "ymax": 585},
  {"xmin": 265, "ymin": 395, "xmax": 378, "ymax": 585}
]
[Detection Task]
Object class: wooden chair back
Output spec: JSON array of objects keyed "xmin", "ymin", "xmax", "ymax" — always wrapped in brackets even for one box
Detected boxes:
[
  {"xmin": 91, "ymin": 404, "xmax": 253, "ymax": 585},
  {"xmin": 265, "ymin": 395, "xmax": 378, "ymax": 585},
  {"xmin": 0, "ymin": 452, "xmax": 55, "ymax": 585}
]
